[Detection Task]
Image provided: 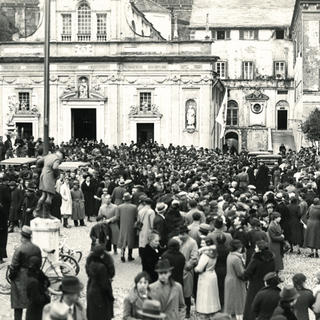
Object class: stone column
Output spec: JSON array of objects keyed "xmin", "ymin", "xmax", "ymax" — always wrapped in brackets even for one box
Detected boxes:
[{"xmin": 30, "ymin": 218, "xmax": 61, "ymax": 263}]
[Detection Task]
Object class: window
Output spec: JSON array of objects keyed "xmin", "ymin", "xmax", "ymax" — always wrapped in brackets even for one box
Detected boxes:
[
  {"xmin": 97, "ymin": 14, "xmax": 107, "ymax": 41},
  {"xmin": 274, "ymin": 62, "xmax": 286, "ymax": 79},
  {"xmin": 239, "ymin": 30, "xmax": 259, "ymax": 40},
  {"xmin": 18, "ymin": 92, "xmax": 30, "ymax": 111},
  {"xmin": 212, "ymin": 30, "xmax": 230, "ymax": 40},
  {"xmin": 226, "ymin": 100, "xmax": 238, "ymax": 126},
  {"xmin": 216, "ymin": 62, "xmax": 227, "ymax": 79},
  {"xmin": 62, "ymin": 14, "xmax": 71, "ymax": 41},
  {"xmin": 277, "ymin": 90, "xmax": 288, "ymax": 95},
  {"xmin": 243, "ymin": 62, "xmax": 254, "ymax": 80},
  {"xmin": 139, "ymin": 92, "xmax": 152, "ymax": 112},
  {"xmin": 217, "ymin": 30, "xmax": 225, "ymax": 40},
  {"xmin": 78, "ymin": 4, "xmax": 91, "ymax": 41},
  {"xmin": 276, "ymin": 29, "xmax": 284, "ymax": 39}
]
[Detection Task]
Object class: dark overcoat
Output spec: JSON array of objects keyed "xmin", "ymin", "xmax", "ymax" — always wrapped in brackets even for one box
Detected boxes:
[
  {"xmin": 117, "ymin": 202, "xmax": 138, "ymax": 249},
  {"xmin": 276, "ymin": 201, "xmax": 291, "ymax": 240},
  {"xmin": 81, "ymin": 180, "xmax": 95, "ymax": 217},
  {"xmin": 287, "ymin": 203, "xmax": 304, "ymax": 246},
  {"xmin": 21, "ymin": 193, "xmax": 39, "ymax": 227},
  {"xmin": 89, "ymin": 223, "xmax": 112, "ymax": 252},
  {"xmin": 255, "ymin": 164, "xmax": 270, "ymax": 190},
  {"xmin": 26, "ymin": 271, "xmax": 50, "ymax": 320},
  {"xmin": 86, "ymin": 256, "xmax": 114, "ymax": 320},
  {"xmin": 0, "ymin": 204, "xmax": 8, "ymax": 259},
  {"xmin": 0, "ymin": 183, "xmax": 11, "ymax": 219},
  {"xmin": 9, "ymin": 187, "xmax": 24, "ymax": 221},
  {"xmin": 10, "ymin": 240, "xmax": 42, "ymax": 309},
  {"xmin": 304, "ymin": 204, "xmax": 320, "ymax": 249},
  {"xmin": 215, "ymin": 244, "xmax": 229, "ymax": 306},
  {"xmin": 246, "ymin": 229, "xmax": 269, "ymax": 266},
  {"xmin": 141, "ymin": 244, "xmax": 160, "ymax": 283},
  {"xmin": 37, "ymin": 153, "xmax": 61, "ymax": 194},
  {"xmin": 252, "ymin": 285, "xmax": 281, "ymax": 320},
  {"xmin": 268, "ymin": 220, "xmax": 284, "ymax": 271},
  {"xmin": 243, "ymin": 250, "xmax": 276, "ymax": 320}
]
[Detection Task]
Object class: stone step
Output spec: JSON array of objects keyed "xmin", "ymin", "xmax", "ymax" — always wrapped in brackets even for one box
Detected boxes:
[{"xmin": 272, "ymin": 131, "xmax": 296, "ymax": 153}]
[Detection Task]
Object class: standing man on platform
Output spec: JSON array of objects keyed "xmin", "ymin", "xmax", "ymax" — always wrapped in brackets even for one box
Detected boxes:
[{"xmin": 9, "ymin": 226, "xmax": 41, "ymax": 320}]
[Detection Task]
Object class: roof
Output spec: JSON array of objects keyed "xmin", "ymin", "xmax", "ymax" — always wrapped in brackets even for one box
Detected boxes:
[
  {"xmin": 189, "ymin": 0, "xmax": 296, "ymax": 29},
  {"xmin": 134, "ymin": 0, "xmax": 171, "ymax": 14}
]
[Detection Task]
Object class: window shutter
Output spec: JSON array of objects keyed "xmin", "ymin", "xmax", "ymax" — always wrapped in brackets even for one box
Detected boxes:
[
  {"xmin": 252, "ymin": 62, "xmax": 255, "ymax": 79},
  {"xmin": 239, "ymin": 30, "xmax": 244, "ymax": 40},
  {"xmin": 225, "ymin": 62, "xmax": 228, "ymax": 79},
  {"xmin": 254, "ymin": 30, "xmax": 259, "ymax": 40},
  {"xmin": 226, "ymin": 30, "xmax": 231, "ymax": 39},
  {"xmin": 212, "ymin": 30, "xmax": 217, "ymax": 40},
  {"xmin": 242, "ymin": 62, "xmax": 245, "ymax": 79},
  {"xmin": 273, "ymin": 61, "xmax": 276, "ymax": 78}
]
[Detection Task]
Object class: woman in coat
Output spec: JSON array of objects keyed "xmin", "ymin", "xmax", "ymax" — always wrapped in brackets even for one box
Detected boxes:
[
  {"xmin": 70, "ymin": 180, "xmax": 86, "ymax": 227},
  {"xmin": 224, "ymin": 239, "xmax": 246, "ymax": 318},
  {"xmin": 215, "ymin": 233, "xmax": 229, "ymax": 308},
  {"xmin": 195, "ymin": 237, "xmax": 220, "ymax": 319},
  {"xmin": 161, "ymin": 239, "xmax": 185, "ymax": 287},
  {"xmin": 86, "ymin": 244, "xmax": 114, "ymax": 320},
  {"xmin": 123, "ymin": 271, "xmax": 152, "ymax": 319},
  {"xmin": 60, "ymin": 176, "xmax": 72, "ymax": 228},
  {"xmin": 268, "ymin": 212, "xmax": 285, "ymax": 272},
  {"xmin": 26, "ymin": 256, "xmax": 50, "ymax": 320},
  {"xmin": 287, "ymin": 196, "xmax": 303, "ymax": 254},
  {"xmin": 141, "ymin": 232, "xmax": 160, "ymax": 283},
  {"xmin": 243, "ymin": 240, "xmax": 275, "ymax": 320},
  {"xmin": 303, "ymin": 198, "xmax": 320, "ymax": 257},
  {"xmin": 246, "ymin": 218, "xmax": 268, "ymax": 266},
  {"xmin": 81, "ymin": 174, "xmax": 96, "ymax": 222}
]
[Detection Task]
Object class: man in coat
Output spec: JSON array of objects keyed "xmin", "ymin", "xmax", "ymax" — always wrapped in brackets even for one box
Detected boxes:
[
  {"xmin": 149, "ymin": 259, "xmax": 186, "ymax": 320},
  {"xmin": 21, "ymin": 183, "xmax": 39, "ymax": 227},
  {"xmin": 34, "ymin": 149, "xmax": 64, "ymax": 219},
  {"xmin": 42, "ymin": 276, "xmax": 86, "ymax": 320},
  {"xmin": 116, "ymin": 192, "xmax": 138, "ymax": 262},
  {"xmin": 90, "ymin": 215, "xmax": 112, "ymax": 252},
  {"xmin": 131, "ymin": 184, "xmax": 147, "ymax": 207},
  {"xmin": 8, "ymin": 181, "xmax": 24, "ymax": 233},
  {"xmin": 0, "ymin": 175, "xmax": 11, "ymax": 220},
  {"xmin": 9, "ymin": 226, "xmax": 42, "ymax": 320},
  {"xmin": 111, "ymin": 179, "xmax": 127, "ymax": 206},
  {"xmin": 255, "ymin": 161, "xmax": 270, "ymax": 195},
  {"xmin": 173, "ymin": 224, "xmax": 198, "ymax": 318}
]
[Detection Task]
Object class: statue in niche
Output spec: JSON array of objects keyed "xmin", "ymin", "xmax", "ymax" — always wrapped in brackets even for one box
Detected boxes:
[
  {"xmin": 186, "ymin": 99, "xmax": 196, "ymax": 128},
  {"xmin": 79, "ymin": 78, "xmax": 89, "ymax": 98},
  {"xmin": 7, "ymin": 96, "xmax": 19, "ymax": 125}
]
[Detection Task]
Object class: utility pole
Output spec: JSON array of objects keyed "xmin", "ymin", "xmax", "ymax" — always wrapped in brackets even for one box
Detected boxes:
[{"xmin": 43, "ymin": 0, "xmax": 50, "ymax": 155}]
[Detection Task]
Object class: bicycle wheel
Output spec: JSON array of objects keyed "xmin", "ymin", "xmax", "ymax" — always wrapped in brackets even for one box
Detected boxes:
[
  {"xmin": 73, "ymin": 250, "xmax": 82, "ymax": 263},
  {"xmin": 44, "ymin": 261, "xmax": 76, "ymax": 295},
  {"xmin": 59, "ymin": 254, "xmax": 80, "ymax": 275},
  {"xmin": 0, "ymin": 262, "xmax": 11, "ymax": 294}
]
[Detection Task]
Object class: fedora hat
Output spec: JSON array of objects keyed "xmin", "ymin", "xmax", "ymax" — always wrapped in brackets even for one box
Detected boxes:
[
  {"xmin": 119, "ymin": 180, "xmax": 125, "ymax": 186},
  {"xmin": 199, "ymin": 223, "xmax": 211, "ymax": 235},
  {"xmin": 155, "ymin": 202, "xmax": 168, "ymax": 214},
  {"xmin": 271, "ymin": 212, "xmax": 281, "ymax": 219},
  {"xmin": 275, "ymin": 193, "xmax": 284, "ymax": 201},
  {"xmin": 134, "ymin": 184, "xmax": 144, "ymax": 189},
  {"xmin": 155, "ymin": 259, "xmax": 174, "ymax": 272},
  {"xmin": 279, "ymin": 285, "xmax": 299, "ymax": 301},
  {"xmin": 250, "ymin": 218, "xmax": 261, "ymax": 227},
  {"xmin": 229, "ymin": 239, "xmax": 243, "ymax": 251},
  {"xmin": 92, "ymin": 244, "xmax": 105, "ymax": 257},
  {"xmin": 27, "ymin": 182, "xmax": 36, "ymax": 192},
  {"xmin": 178, "ymin": 224, "xmax": 189, "ymax": 235},
  {"xmin": 123, "ymin": 192, "xmax": 132, "ymax": 201},
  {"xmin": 139, "ymin": 194, "xmax": 148, "ymax": 202},
  {"xmin": 137, "ymin": 300, "xmax": 166, "ymax": 319},
  {"xmin": 8, "ymin": 181, "xmax": 16, "ymax": 187},
  {"xmin": 59, "ymin": 276, "xmax": 84, "ymax": 293},
  {"xmin": 214, "ymin": 216, "xmax": 224, "ymax": 229},
  {"xmin": 21, "ymin": 226, "xmax": 32, "ymax": 238}
]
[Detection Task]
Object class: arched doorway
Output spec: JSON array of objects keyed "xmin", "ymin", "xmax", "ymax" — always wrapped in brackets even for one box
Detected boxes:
[
  {"xmin": 224, "ymin": 131, "xmax": 239, "ymax": 154},
  {"xmin": 276, "ymin": 100, "xmax": 289, "ymax": 130}
]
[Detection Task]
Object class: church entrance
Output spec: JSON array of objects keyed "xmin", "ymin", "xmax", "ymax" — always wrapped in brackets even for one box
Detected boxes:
[
  {"xmin": 72, "ymin": 109, "xmax": 96, "ymax": 140},
  {"xmin": 16, "ymin": 122, "xmax": 33, "ymax": 140},
  {"xmin": 137, "ymin": 123, "xmax": 154, "ymax": 145},
  {"xmin": 277, "ymin": 110, "xmax": 288, "ymax": 130}
]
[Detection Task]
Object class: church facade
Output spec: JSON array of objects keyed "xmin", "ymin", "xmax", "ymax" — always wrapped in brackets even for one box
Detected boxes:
[{"xmin": 0, "ymin": 0, "xmax": 225, "ymax": 148}]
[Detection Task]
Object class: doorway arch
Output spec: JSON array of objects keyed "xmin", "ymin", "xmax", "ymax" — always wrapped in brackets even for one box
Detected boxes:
[
  {"xmin": 276, "ymin": 100, "xmax": 289, "ymax": 130},
  {"xmin": 224, "ymin": 131, "xmax": 239, "ymax": 154}
]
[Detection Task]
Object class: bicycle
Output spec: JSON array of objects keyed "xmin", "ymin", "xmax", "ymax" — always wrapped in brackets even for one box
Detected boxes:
[
  {"xmin": 0, "ymin": 248, "xmax": 76, "ymax": 295},
  {"xmin": 59, "ymin": 237, "xmax": 82, "ymax": 275}
]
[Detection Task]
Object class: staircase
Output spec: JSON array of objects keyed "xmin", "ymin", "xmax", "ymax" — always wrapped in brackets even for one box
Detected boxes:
[{"xmin": 272, "ymin": 130, "xmax": 296, "ymax": 154}]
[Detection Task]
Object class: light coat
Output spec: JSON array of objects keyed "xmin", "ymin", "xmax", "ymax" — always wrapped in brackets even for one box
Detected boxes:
[
  {"xmin": 60, "ymin": 183, "xmax": 72, "ymax": 216},
  {"xmin": 138, "ymin": 205, "xmax": 155, "ymax": 248}
]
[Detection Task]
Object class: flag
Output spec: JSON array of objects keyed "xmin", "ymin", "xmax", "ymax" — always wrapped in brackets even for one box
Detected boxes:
[{"xmin": 216, "ymin": 88, "xmax": 228, "ymax": 139}]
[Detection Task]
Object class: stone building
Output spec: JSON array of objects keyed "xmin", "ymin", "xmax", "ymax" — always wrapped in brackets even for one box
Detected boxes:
[
  {"xmin": 0, "ymin": 0, "xmax": 225, "ymax": 148},
  {"xmin": 189, "ymin": 0, "xmax": 296, "ymax": 153},
  {"xmin": 291, "ymin": 0, "xmax": 320, "ymax": 150}
]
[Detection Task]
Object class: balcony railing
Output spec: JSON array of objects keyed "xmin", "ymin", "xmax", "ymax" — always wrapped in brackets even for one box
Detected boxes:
[{"xmin": 77, "ymin": 34, "xmax": 91, "ymax": 42}]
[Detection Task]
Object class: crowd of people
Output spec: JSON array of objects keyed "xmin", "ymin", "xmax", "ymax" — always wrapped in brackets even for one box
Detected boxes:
[{"xmin": 1, "ymin": 137, "xmax": 320, "ymax": 320}]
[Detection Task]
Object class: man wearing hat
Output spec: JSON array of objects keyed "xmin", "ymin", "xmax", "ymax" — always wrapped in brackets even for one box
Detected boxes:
[
  {"xmin": 185, "ymin": 200, "xmax": 206, "ymax": 225},
  {"xmin": 7, "ymin": 181, "xmax": 24, "ymax": 233},
  {"xmin": 21, "ymin": 183, "xmax": 39, "ymax": 227},
  {"xmin": 117, "ymin": 192, "xmax": 138, "ymax": 262},
  {"xmin": 153, "ymin": 202, "xmax": 169, "ymax": 251},
  {"xmin": 9, "ymin": 226, "xmax": 41, "ymax": 320},
  {"xmin": 208, "ymin": 216, "xmax": 233, "ymax": 248},
  {"xmin": 42, "ymin": 276, "xmax": 86, "ymax": 320},
  {"xmin": 173, "ymin": 224, "xmax": 198, "ymax": 318},
  {"xmin": 149, "ymin": 259, "xmax": 186, "ymax": 320},
  {"xmin": 132, "ymin": 185, "xmax": 147, "ymax": 207},
  {"xmin": 34, "ymin": 149, "xmax": 65, "ymax": 219},
  {"xmin": 111, "ymin": 179, "xmax": 127, "ymax": 206},
  {"xmin": 271, "ymin": 285, "xmax": 299, "ymax": 320},
  {"xmin": 137, "ymin": 300, "xmax": 166, "ymax": 319},
  {"xmin": 252, "ymin": 272, "xmax": 281, "ymax": 320},
  {"xmin": 274, "ymin": 193, "xmax": 291, "ymax": 245}
]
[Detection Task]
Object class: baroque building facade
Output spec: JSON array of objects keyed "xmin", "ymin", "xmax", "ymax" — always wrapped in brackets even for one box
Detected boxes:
[{"xmin": 0, "ymin": 0, "xmax": 225, "ymax": 148}]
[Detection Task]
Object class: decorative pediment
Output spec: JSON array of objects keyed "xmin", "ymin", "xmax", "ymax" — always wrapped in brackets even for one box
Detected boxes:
[
  {"xmin": 129, "ymin": 104, "xmax": 162, "ymax": 118},
  {"xmin": 245, "ymin": 89, "xmax": 269, "ymax": 101},
  {"xmin": 60, "ymin": 90, "xmax": 107, "ymax": 101}
]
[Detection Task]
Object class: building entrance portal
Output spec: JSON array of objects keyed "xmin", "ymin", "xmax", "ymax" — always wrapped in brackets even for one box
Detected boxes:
[
  {"xmin": 16, "ymin": 122, "xmax": 33, "ymax": 140},
  {"xmin": 277, "ymin": 110, "xmax": 288, "ymax": 130},
  {"xmin": 72, "ymin": 109, "xmax": 96, "ymax": 140},
  {"xmin": 137, "ymin": 123, "xmax": 154, "ymax": 145}
]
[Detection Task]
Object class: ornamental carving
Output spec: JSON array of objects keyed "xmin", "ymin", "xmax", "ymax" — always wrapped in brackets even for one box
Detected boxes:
[
  {"xmin": 246, "ymin": 88, "xmax": 269, "ymax": 101},
  {"xmin": 129, "ymin": 104, "xmax": 161, "ymax": 116}
]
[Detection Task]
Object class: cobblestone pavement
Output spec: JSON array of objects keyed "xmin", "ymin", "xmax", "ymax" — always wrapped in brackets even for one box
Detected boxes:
[{"xmin": 0, "ymin": 218, "xmax": 141, "ymax": 320}]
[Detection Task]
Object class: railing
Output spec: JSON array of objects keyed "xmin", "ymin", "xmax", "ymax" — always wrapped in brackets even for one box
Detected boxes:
[
  {"xmin": 97, "ymin": 34, "xmax": 107, "ymax": 42},
  {"xmin": 77, "ymin": 34, "xmax": 91, "ymax": 42},
  {"xmin": 61, "ymin": 35, "xmax": 71, "ymax": 42}
]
